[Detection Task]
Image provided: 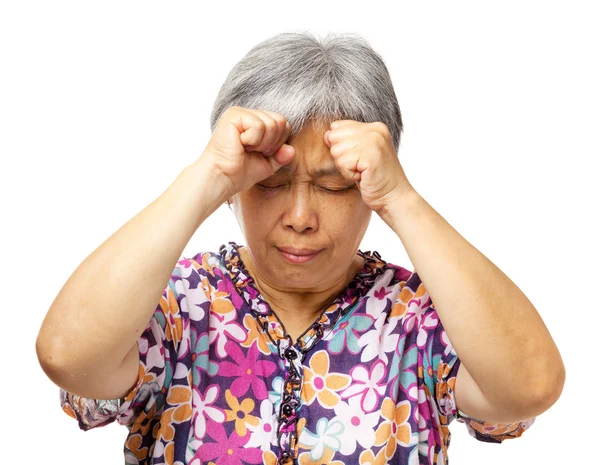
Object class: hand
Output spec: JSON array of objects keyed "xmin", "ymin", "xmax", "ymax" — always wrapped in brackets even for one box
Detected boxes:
[
  {"xmin": 323, "ymin": 120, "xmax": 415, "ymax": 213},
  {"xmin": 201, "ymin": 106, "xmax": 296, "ymax": 198}
]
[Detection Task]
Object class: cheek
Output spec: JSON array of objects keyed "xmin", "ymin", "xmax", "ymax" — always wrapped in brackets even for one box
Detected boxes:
[{"xmin": 333, "ymin": 203, "xmax": 369, "ymax": 230}]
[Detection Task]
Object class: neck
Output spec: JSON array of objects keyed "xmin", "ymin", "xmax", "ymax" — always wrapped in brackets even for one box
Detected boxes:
[{"xmin": 238, "ymin": 246, "xmax": 365, "ymax": 336}]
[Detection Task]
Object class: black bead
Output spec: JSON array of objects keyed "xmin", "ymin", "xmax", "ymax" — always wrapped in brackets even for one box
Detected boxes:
[
  {"xmin": 284, "ymin": 348, "xmax": 297, "ymax": 360},
  {"xmin": 282, "ymin": 404, "xmax": 293, "ymax": 416},
  {"xmin": 279, "ymin": 452, "xmax": 292, "ymax": 464}
]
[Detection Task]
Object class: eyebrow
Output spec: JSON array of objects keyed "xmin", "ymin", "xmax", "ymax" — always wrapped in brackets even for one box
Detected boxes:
[{"xmin": 277, "ymin": 166, "xmax": 344, "ymax": 178}]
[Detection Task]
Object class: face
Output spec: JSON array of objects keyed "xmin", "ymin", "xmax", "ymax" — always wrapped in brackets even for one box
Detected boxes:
[{"xmin": 229, "ymin": 119, "xmax": 372, "ymax": 292}]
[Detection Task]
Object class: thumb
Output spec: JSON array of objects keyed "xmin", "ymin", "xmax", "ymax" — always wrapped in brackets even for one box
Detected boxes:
[{"xmin": 268, "ymin": 144, "xmax": 295, "ymax": 173}]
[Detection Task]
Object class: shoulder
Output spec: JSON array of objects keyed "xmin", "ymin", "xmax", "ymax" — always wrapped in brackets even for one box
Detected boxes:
[
  {"xmin": 163, "ymin": 247, "xmax": 233, "ymax": 303},
  {"xmin": 182, "ymin": 250, "xmax": 229, "ymax": 277},
  {"xmin": 179, "ymin": 244, "xmax": 233, "ymax": 279},
  {"xmin": 368, "ymin": 255, "xmax": 431, "ymax": 308},
  {"xmin": 358, "ymin": 248, "xmax": 422, "ymax": 292},
  {"xmin": 354, "ymin": 251, "xmax": 435, "ymax": 327}
]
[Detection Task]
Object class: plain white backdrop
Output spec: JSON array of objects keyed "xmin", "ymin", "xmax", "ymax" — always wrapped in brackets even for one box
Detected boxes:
[{"xmin": 1, "ymin": 1, "xmax": 597, "ymax": 463}]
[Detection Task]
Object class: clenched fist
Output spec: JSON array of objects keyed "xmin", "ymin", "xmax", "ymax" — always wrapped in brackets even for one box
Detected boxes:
[{"xmin": 202, "ymin": 106, "xmax": 296, "ymax": 199}]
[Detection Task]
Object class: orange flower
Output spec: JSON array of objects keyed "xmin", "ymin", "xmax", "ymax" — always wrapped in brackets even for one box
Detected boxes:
[
  {"xmin": 390, "ymin": 282, "xmax": 428, "ymax": 319},
  {"xmin": 159, "ymin": 386, "xmax": 193, "ymax": 441},
  {"xmin": 61, "ymin": 403, "xmax": 76, "ymax": 420},
  {"xmin": 359, "ymin": 448, "xmax": 388, "ymax": 465},
  {"xmin": 164, "ymin": 442, "xmax": 175, "ymax": 464},
  {"xmin": 299, "ymin": 447, "xmax": 344, "ymax": 465},
  {"xmin": 262, "ymin": 450, "xmax": 278, "ymax": 465},
  {"xmin": 301, "ymin": 350, "xmax": 351, "ymax": 408},
  {"xmin": 211, "ymin": 290, "xmax": 236, "ymax": 315},
  {"xmin": 224, "ymin": 389, "xmax": 259, "ymax": 437},
  {"xmin": 130, "ymin": 401, "xmax": 158, "ymax": 437},
  {"xmin": 241, "ymin": 314, "xmax": 271, "ymax": 354},
  {"xmin": 159, "ymin": 409, "xmax": 176, "ymax": 442},
  {"xmin": 159, "ymin": 288, "xmax": 183, "ymax": 345},
  {"xmin": 125, "ymin": 433, "xmax": 148, "ymax": 461},
  {"xmin": 374, "ymin": 397, "xmax": 413, "ymax": 459},
  {"xmin": 167, "ymin": 386, "xmax": 193, "ymax": 422}
]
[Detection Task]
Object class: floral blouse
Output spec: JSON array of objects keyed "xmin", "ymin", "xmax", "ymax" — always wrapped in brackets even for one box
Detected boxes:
[{"xmin": 60, "ymin": 241, "xmax": 535, "ymax": 465}]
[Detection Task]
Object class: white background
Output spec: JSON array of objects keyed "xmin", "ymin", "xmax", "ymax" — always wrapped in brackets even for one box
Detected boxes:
[{"xmin": 1, "ymin": 1, "xmax": 597, "ymax": 463}]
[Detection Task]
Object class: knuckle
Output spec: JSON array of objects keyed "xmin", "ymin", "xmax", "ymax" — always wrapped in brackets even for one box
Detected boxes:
[
  {"xmin": 265, "ymin": 110, "xmax": 285, "ymax": 121},
  {"xmin": 373, "ymin": 121, "xmax": 390, "ymax": 134},
  {"xmin": 373, "ymin": 132, "xmax": 387, "ymax": 147},
  {"xmin": 266, "ymin": 119, "xmax": 279, "ymax": 132}
]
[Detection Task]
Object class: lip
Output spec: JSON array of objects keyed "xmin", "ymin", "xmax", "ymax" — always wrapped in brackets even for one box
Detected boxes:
[
  {"xmin": 277, "ymin": 246, "xmax": 321, "ymax": 256},
  {"xmin": 277, "ymin": 246, "xmax": 322, "ymax": 263}
]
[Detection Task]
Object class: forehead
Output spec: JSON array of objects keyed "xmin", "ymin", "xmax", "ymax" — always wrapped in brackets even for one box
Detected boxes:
[
  {"xmin": 275, "ymin": 164, "xmax": 343, "ymax": 178},
  {"xmin": 276, "ymin": 119, "xmax": 342, "ymax": 177}
]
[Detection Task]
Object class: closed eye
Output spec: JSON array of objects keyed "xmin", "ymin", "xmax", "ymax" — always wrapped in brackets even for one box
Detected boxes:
[
  {"xmin": 256, "ymin": 184, "xmax": 351, "ymax": 193},
  {"xmin": 319, "ymin": 186, "xmax": 352, "ymax": 193},
  {"xmin": 256, "ymin": 184, "xmax": 285, "ymax": 190}
]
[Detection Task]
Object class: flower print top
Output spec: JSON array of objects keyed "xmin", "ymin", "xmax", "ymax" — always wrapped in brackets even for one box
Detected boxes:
[{"xmin": 60, "ymin": 241, "xmax": 536, "ymax": 465}]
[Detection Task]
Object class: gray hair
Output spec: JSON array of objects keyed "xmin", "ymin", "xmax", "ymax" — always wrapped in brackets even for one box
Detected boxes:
[{"xmin": 210, "ymin": 31, "xmax": 403, "ymax": 152}]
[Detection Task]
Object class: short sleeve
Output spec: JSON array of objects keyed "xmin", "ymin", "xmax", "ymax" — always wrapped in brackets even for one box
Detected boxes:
[
  {"xmin": 426, "ymin": 303, "xmax": 536, "ymax": 443},
  {"xmin": 59, "ymin": 260, "xmax": 190, "ymax": 431}
]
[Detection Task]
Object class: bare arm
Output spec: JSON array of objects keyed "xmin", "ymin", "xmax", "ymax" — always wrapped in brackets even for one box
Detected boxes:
[
  {"xmin": 36, "ymin": 155, "xmax": 228, "ymax": 400},
  {"xmin": 378, "ymin": 189, "xmax": 565, "ymax": 418}
]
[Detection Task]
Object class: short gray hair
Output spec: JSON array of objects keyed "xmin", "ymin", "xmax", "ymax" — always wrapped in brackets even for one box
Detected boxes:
[{"xmin": 210, "ymin": 31, "xmax": 403, "ymax": 152}]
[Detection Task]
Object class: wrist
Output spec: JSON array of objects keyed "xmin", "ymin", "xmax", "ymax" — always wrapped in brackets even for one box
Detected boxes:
[
  {"xmin": 183, "ymin": 154, "xmax": 234, "ymax": 205},
  {"xmin": 377, "ymin": 187, "xmax": 423, "ymax": 232},
  {"xmin": 167, "ymin": 159, "xmax": 230, "ymax": 222}
]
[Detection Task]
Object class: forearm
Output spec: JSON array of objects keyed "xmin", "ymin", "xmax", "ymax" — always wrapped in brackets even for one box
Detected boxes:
[
  {"xmin": 36, "ymin": 156, "xmax": 227, "ymax": 380},
  {"xmin": 378, "ymin": 189, "xmax": 565, "ymax": 409}
]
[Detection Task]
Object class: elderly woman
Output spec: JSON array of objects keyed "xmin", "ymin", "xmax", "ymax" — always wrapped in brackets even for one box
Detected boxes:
[{"xmin": 36, "ymin": 32, "xmax": 564, "ymax": 465}]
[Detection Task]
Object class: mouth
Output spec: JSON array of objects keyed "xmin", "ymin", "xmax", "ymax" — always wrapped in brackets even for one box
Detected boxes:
[{"xmin": 276, "ymin": 246, "xmax": 322, "ymax": 263}]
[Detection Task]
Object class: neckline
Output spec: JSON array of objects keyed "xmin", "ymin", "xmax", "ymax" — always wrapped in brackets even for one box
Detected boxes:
[{"xmin": 218, "ymin": 241, "xmax": 388, "ymax": 347}]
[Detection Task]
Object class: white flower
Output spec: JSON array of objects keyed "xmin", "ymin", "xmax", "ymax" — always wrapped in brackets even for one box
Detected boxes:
[
  {"xmin": 332, "ymin": 396, "xmax": 379, "ymax": 455},
  {"xmin": 245, "ymin": 399, "xmax": 277, "ymax": 450},
  {"xmin": 357, "ymin": 313, "xmax": 399, "ymax": 363},
  {"xmin": 416, "ymin": 309, "xmax": 439, "ymax": 349},
  {"xmin": 364, "ymin": 270, "xmax": 397, "ymax": 319},
  {"xmin": 183, "ymin": 285, "xmax": 209, "ymax": 321},
  {"xmin": 341, "ymin": 360, "xmax": 387, "ymax": 412},
  {"xmin": 299, "ymin": 418, "xmax": 344, "ymax": 461},
  {"xmin": 268, "ymin": 376, "xmax": 284, "ymax": 413},
  {"xmin": 208, "ymin": 310, "xmax": 245, "ymax": 358},
  {"xmin": 191, "ymin": 384, "xmax": 225, "ymax": 438}
]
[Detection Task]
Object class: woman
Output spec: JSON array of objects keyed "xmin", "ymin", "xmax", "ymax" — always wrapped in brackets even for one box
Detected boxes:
[{"xmin": 36, "ymin": 31, "xmax": 564, "ymax": 465}]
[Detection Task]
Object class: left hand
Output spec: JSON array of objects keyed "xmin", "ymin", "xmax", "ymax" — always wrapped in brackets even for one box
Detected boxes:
[{"xmin": 323, "ymin": 120, "xmax": 415, "ymax": 213}]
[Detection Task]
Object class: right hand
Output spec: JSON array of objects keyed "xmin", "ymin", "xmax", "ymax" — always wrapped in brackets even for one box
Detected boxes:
[{"xmin": 202, "ymin": 106, "xmax": 296, "ymax": 199}]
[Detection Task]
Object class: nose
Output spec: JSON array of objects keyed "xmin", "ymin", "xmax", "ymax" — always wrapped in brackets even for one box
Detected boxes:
[{"xmin": 281, "ymin": 183, "xmax": 319, "ymax": 233}]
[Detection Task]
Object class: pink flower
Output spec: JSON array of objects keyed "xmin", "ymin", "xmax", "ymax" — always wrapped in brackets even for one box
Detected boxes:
[
  {"xmin": 218, "ymin": 340, "xmax": 277, "ymax": 400},
  {"xmin": 179, "ymin": 257, "xmax": 194, "ymax": 269},
  {"xmin": 196, "ymin": 420, "xmax": 263, "ymax": 465},
  {"xmin": 374, "ymin": 286, "xmax": 393, "ymax": 300}
]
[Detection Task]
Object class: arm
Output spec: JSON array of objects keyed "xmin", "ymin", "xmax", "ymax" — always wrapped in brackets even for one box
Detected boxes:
[
  {"xmin": 379, "ymin": 189, "xmax": 566, "ymax": 421},
  {"xmin": 36, "ymin": 155, "xmax": 228, "ymax": 400}
]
